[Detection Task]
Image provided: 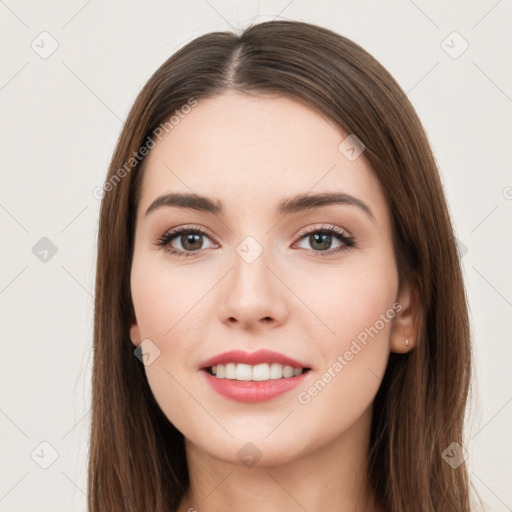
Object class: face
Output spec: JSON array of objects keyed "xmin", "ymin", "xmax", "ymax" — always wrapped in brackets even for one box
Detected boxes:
[{"xmin": 129, "ymin": 91, "xmax": 414, "ymax": 466}]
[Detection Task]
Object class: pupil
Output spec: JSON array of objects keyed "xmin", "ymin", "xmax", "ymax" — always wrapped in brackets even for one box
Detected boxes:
[{"xmin": 311, "ymin": 233, "xmax": 331, "ymax": 251}]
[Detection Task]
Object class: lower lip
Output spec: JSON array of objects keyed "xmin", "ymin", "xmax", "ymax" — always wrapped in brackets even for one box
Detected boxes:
[{"xmin": 201, "ymin": 370, "xmax": 310, "ymax": 403}]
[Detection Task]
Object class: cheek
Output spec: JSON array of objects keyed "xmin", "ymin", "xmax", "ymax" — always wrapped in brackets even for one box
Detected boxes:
[
  {"xmin": 130, "ymin": 255, "xmax": 210, "ymax": 343},
  {"xmin": 292, "ymin": 248, "xmax": 399, "ymax": 348},
  {"xmin": 291, "ymin": 249, "xmax": 398, "ymax": 415},
  {"xmin": 130, "ymin": 258, "xmax": 214, "ymax": 433}
]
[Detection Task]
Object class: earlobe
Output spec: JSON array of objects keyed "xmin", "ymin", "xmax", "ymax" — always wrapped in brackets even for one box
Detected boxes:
[
  {"xmin": 390, "ymin": 281, "xmax": 420, "ymax": 354},
  {"xmin": 130, "ymin": 321, "xmax": 141, "ymax": 347}
]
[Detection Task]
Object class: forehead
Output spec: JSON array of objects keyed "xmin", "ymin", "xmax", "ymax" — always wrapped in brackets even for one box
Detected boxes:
[{"xmin": 136, "ymin": 91, "xmax": 386, "ymax": 223}]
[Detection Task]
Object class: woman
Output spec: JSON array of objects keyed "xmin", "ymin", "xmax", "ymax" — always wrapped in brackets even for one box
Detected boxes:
[{"xmin": 89, "ymin": 20, "xmax": 475, "ymax": 511}]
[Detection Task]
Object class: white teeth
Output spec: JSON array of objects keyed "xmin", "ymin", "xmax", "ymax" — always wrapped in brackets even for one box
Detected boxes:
[
  {"xmin": 210, "ymin": 362, "xmax": 305, "ymax": 381},
  {"xmin": 225, "ymin": 362, "xmax": 236, "ymax": 379},
  {"xmin": 269, "ymin": 362, "xmax": 283, "ymax": 379},
  {"xmin": 252, "ymin": 363, "xmax": 270, "ymax": 381},
  {"xmin": 235, "ymin": 363, "xmax": 252, "ymax": 381},
  {"xmin": 282, "ymin": 365, "xmax": 294, "ymax": 378}
]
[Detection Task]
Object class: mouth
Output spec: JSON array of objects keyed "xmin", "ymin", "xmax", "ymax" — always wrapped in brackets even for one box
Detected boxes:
[
  {"xmin": 198, "ymin": 349, "xmax": 313, "ymax": 403},
  {"xmin": 204, "ymin": 363, "xmax": 312, "ymax": 381},
  {"xmin": 199, "ymin": 349, "xmax": 313, "ymax": 402}
]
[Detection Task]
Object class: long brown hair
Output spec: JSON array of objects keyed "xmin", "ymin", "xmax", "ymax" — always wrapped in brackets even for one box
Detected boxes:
[{"xmin": 89, "ymin": 20, "xmax": 475, "ymax": 511}]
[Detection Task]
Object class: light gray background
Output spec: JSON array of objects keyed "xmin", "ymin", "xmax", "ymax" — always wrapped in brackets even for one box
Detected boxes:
[{"xmin": 0, "ymin": 1, "xmax": 511, "ymax": 511}]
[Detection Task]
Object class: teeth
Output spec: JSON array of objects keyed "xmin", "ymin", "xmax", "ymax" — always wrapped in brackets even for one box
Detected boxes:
[
  {"xmin": 210, "ymin": 363, "xmax": 305, "ymax": 381},
  {"xmin": 282, "ymin": 365, "xmax": 294, "ymax": 378},
  {"xmin": 225, "ymin": 362, "xmax": 236, "ymax": 379},
  {"xmin": 253, "ymin": 363, "xmax": 270, "ymax": 381},
  {"xmin": 236, "ymin": 363, "xmax": 252, "ymax": 381},
  {"xmin": 269, "ymin": 362, "xmax": 283, "ymax": 379}
]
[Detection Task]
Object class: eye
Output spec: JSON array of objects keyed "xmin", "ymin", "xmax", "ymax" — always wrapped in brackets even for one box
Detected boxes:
[
  {"xmin": 154, "ymin": 225, "xmax": 216, "ymax": 257},
  {"xmin": 293, "ymin": 224, "xmax": 355, "ymax": 256},
  {"xmin": 155, "ymin": 224, "xmax": 355, "ymax": 258}
]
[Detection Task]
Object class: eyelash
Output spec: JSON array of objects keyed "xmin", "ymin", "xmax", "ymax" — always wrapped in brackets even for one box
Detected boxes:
[{"xmin": 154, "ymin": 224, "xmax": 355, "ymax": 258}]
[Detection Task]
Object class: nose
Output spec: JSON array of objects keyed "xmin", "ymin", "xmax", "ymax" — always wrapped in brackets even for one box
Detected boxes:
[{"xmin": 219, "ymin": 249, "xmax": 289, "ymax": 330}]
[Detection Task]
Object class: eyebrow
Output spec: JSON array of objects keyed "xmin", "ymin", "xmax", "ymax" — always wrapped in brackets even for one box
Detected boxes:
[{"xmin": 144, "ymin": 191, "xmax": 375, "ymax": 221}]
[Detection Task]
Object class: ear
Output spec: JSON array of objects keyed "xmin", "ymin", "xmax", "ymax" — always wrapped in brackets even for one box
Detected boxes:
[
  {"xmin": 390, "ymin": 280, "xmax": 420, "ymax": 353},
  {"xmin": 129, "ymin": 313, "xmax": 142, "ymax": 347}
]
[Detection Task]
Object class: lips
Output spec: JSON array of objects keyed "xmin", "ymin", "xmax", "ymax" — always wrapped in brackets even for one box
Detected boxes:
[
  {"xmin": 199, "ymin": 349, "xmax": 311, "ymax": 370},
  {"xmin": 199, "ymin": 349, "xmax": 313, "ymax": 403},
  {"xmin": 202, "ymin": 369, "xmax": 310, "ymax": 403}
]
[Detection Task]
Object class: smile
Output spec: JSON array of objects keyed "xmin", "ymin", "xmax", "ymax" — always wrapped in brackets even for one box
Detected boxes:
[
  {"xmin": 207, "ymin": 362, "xmax": 309, "ymax": 381},
  {"xmin": 199, "ymin": 349, "xmax": 313, "ymax": 403}
]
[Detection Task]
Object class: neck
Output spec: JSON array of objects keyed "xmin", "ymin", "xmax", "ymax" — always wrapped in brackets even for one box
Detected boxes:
[{"xmin": 177, "ymin": 405, "xmax": 382, "ymax": 512}]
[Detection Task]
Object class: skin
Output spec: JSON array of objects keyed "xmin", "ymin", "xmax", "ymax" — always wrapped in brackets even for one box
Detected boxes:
[{"xmin": 129, "ymin": 91, "xmax": 418, "ymax": 512}]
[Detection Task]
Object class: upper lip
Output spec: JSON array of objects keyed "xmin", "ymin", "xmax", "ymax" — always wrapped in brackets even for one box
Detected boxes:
[{"xmin": 199, "ymin": 349, "xmax": 311, "ymax": 369}]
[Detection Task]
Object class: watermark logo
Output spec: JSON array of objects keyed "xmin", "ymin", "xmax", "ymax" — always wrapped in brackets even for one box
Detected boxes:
[
  {"xmin": 237, "ymin": 442, "xmax": 262, "ymax": 467},
  {"xmin": 31, "ymin": 441, "xmax": 59, "ymax": 469},
  {"xmin": 455, "ymin": 238, "xmax": 468, "ymax": 259},
  {"xmin": 236, "ymin": 236, "xmax": 264, "ymax": 264},
  {"xmin": 338, "ymin": 134, "xmax": 365, "ymax": 161},
  {"xmin": 441, "ymin": 441, "xmax": 468, "ymax": 469},
  {"xmin": 441, "ymin": 31, "xmax": 469, "ymax": 59},
  {"xmin": 31, "ymin": 31, "xmax": 59, "ymax": 59},
  {"xmin": 32, "ymin": 237, "xmax": 58, "ymax": 263},
  {"xmin": 134, "ymin": 338, "xmax": 161, "ymax": 366}
]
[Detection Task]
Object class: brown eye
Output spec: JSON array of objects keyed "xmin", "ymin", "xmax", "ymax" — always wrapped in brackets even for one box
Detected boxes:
[
  {"xmin": 155, "ymin": 226, "xmax": 216, "ymax": 257},
  {"xmin": 307, "ymin": 232, "xmax": 335, "ymax": 251},
  {"xmin": 294, "ymin": 225, "xmax": 355, "ymax": 256},
  {"xmin": 179, "ymin": 232, "xmax": 204, "ymax": 251}
]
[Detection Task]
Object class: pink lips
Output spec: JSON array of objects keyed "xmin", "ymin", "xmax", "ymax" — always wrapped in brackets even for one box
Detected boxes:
[
  {"xmin": 199, "ymin": 349, "xmax": 310, "ymax": 370},
  {"xmin": 199, "ymin": 349, "xmax": 312, "ymax": 404}
]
